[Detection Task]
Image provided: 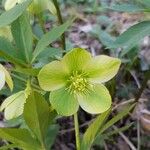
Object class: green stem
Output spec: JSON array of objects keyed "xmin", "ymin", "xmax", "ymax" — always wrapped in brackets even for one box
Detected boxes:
[
  {"xmin": 0, "ymin": 51, "xmax": 28, "ymax": 68},
  {"xmin": 74, "ymin": 113, "xmax": 80, "ymax": 150},
  {"xmin": 11, "ymin": 73, "xmax": 42, "ymax": 91},
  {"xmin": 52, "ymin": 0, "xmax": 66, "ymax": 52}
]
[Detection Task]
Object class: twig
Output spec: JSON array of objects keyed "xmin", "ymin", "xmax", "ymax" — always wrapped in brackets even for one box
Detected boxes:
[
  {"xmin": 135, "ymin": 70, "xmax": 150, "ymax": 102},
  {"xmin": 113, "ymin": 125, "xmax": 137, "ymax": 150},
  {"xmin": 137, "ymin": 119, "xmax": 141, "ymax": 150}
]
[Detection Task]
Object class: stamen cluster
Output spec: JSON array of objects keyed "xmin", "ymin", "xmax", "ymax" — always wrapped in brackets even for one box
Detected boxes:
[{"xmin": 67, "ymin": 71, "xmax": 88, "ymax": 93}]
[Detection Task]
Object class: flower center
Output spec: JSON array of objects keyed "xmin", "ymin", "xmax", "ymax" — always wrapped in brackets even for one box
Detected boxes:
[{"xmin": 67, "ymin": 71, "xmax": 88, "ymax": 93}]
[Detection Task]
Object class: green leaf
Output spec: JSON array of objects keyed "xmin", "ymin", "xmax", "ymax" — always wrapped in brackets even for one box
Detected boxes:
[
  {"xmin": 0, "ymin": 128, "xmax": 40, "ymax": 150},
  {"xmin": 0, "ymin": 37, "xmax": 17, "ymax": 58},
  {"xmin": 0, "ymin": 26, "xmax": 13, "ymax": 41},
  {"xmin": 32, "ymin": 18, "xmax": 74, "ymax": 62},
  {"xmin": 24, "ymin": 91, "xmax": 52, "ymax": 144},
  {"xmin": 103, "ymin": 123, "xmax": 133, "ymax": 137},
  {"xmin": 99, "ymin": 104, "xmax": 135, "ymax": 134},
  {"xmin": 0, "ymin": 0, "xmax": 32, "ymax": 27},
  {"xmin": 11, "ymin": 12, "xmax": 33, "ymax": 63},
  {"xmin": 109, "ymin": 21, "xmax": 150, "ymax": 56},
  {"xmin": 0, "ymin": 144, "xmax": 18, "ymax": 150},
  {"xmin": 81, "ymin": 108, "xmax": 111, "ymax": 150},
  {"xmin": 0, "ymin": 50, "xmax": 27, "ymax": 67},
  {"xmin": 14, "ymin": 67, "xmax": 40, "ymax": 76},
  {"xmin": 45, "ymin": 125, "xmax": 59, "ymax": 150},
  {"xmin": 105, "ymin": 3, "xmax": 147, "ymax": 12},
  {"xmin": 94, "ymin": 123, "xmax": 133, "ymax": 145}
]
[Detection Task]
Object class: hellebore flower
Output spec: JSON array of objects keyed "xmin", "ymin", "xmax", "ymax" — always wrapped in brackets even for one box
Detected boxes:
[
  {"xmin": 0, "ymin": 64, "xmax": 13, "ymax": 91},
  {"xmin": 0, "ymin": 83, "xmax": 31, "ymax": 120},
  {"xmin": 4, "ymin": 0, "xmax": 56, "ymax": 15},
  {"xmin": 38, "ymin": 48, "xmax": 121, "ymax": 116}
]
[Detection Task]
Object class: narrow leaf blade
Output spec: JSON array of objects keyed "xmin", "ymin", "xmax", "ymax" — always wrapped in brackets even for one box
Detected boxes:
[
  {"xmin": 11, "ymin": 12, "xmax": 33, "ymax": 63},
  {"xmin": 100, "ymin": 104, "xmax": 135, "ymax": 134},
  {"xmin": 81, "ymin": 109, "xmax": 111, "ymax": 150},
  {"xmin": 0, "ymin": 0, "xmax": 32, "ymax": 27},
  {"xmin": 32, "ymin": 18, "xmax": 74, "ymax": 62},
  {"xmin": 109, "ymin": 21, "xmax": 150, "ymax": 56},
  {"xmin": 0, "ymin": 128, "xmax": 40, "ymax": 150}
]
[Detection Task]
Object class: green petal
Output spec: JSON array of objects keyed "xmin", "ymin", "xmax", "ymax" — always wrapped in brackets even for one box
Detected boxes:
[
  {"xmin": 78, "ymin": 84, "xmax": 111, "ymax": 114},
  {"xmin": 62, "ymin": 48, "xmax": 92, "ymax": 73},
  {"xmin": 0, "ymin": 64, "xmax": 13, "ymax": 91},
  {"xmin": 4, "ymin": 0, "xmax": 18, "ymax": 10},
  {"xmin": 0, "ymin": 69, "xmax": 5, "ymax": 90},
  {"xmin": 0, "ymin": 91, "xmax": 26, "ymax": 120},
  {"xmin": 38, "ymin": 61, "xmax": 69, "ymax": 91},
  {"xmin": 50, "ymin": 87, "xmax": 79, "ymax": 116},
  {"xmin": 83, "ymin": 55, "xmax": 121, "ymax": 84}
]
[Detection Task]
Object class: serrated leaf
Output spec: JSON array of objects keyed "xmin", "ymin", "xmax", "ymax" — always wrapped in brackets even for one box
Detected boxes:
[
  {"xmin": 109, "ymin": 21, "xmax": 150, "ymax": 56},
  {"xmin": 32, "ymin": 18, "xmax": 75, "ymax": 62},
  {"xmin": 81, "ymin": 108, "xmax": 111, "ymax": 150},
  {"xmin": 0, "ymin": 0, "xmax": 32, "ymax": 27},
  {"xmin": 24, "ymin": 91, "xmax": 52, "ymax": 144},
  {"xmin": 11, "ymin": 12, "xmax": 33, "ymax": 63},
  {"xmin": 0, "ymin": 128, "xmax": 40, "ymax": 150}
]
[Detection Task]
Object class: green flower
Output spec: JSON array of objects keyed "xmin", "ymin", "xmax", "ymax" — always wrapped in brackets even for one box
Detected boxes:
[
  {"xmin": 38, "ymin": 48, "xmax": 121, "ymax": 116},
  {"xmin": 0, "ymin": 82, "xmax": 31, "ymax": 120},
  {"xmin": 0, "ymin": 64, "xmax": 13, "ymax": 91},
  {"xmin": 4, "ymin": 0, "xmax": 56, "ymax": 15}
]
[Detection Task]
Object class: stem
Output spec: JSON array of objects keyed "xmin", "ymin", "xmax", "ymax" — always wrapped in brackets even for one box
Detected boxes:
[
  {"xmin": 137, "ymin": 119, "xmax": 141, "ymax": 150},
  {"xmin": 0, "ymin": 51, "xmax": 28, "ymax": 68},
  {"xmin": 74, "ymin": 113, "xmax": 80, "ymax": 150},
  {"xmin": 11, "ymin": 73, "xmax": 42, "ymax": 91},
  {"xmin": 52, "ymin": 0, "xmax": 66, "ymax": 51},
  {"xmin": 37, "ymin": 13, "xmax": 46, "ymax": 33},
  {"xmin": 135, "ymin": 71, "xmax": 150, "ymax": 102}
]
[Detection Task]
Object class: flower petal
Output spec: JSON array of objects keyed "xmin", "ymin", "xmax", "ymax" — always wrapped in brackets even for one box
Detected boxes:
[
  {"xmin": 0, "ymin": 70, "xmax": 5, "ymax": 90},
  {"xmin": 4, "ymin": 0, "xmax": 18, "ymax": 10},
  {"xmin": 0, "ymin": 64, "xmax": 13, "ymax": 91},
  {"xmin": 83, "ymin": 55, "xmax": 121, "ymax": 83},
  {"xmin": 50, "ymin": 87, "xmax": 79, "ymax": 116},
  {"xmin": 38, "ymin": 61, "xmax": 69, "ymax": 91},
  {"xmin": 0, "ymin": 91, "xmax": 26, "ymax": 120},
  {"xmin": 78, "ymin": 84, "xmax": 111, "ymax": 114},
  {"xmin": 62, "ymin": 48, "xmax": 92, "ymax": 73}
]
